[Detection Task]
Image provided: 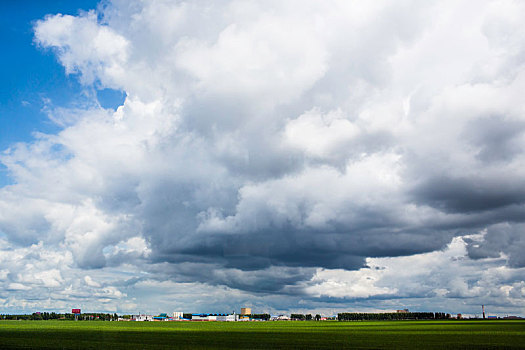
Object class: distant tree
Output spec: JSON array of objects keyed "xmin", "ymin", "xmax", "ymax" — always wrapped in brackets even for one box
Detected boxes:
[
  {"xmin": 251, "ymin": 314, "xmax": 271, "ymax": 321},
  {"xmin": 435, "ymin": 312, "xmax": 450, "ymax": 320},
  {"xmin": 315, "ymin": 314, "xmax": 321, "ymax": 321},
  {"xmin": 305, "ymin": 314, "xmax": 312, "ymax": 321},
  {"xmin": 291, "ymin": 314, "xmax": 306, "ymax": 321}
]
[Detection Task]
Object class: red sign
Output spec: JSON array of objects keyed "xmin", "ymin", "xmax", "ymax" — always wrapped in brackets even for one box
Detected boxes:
[{"xmin": 72, "ymin": 309, "xmax": 81, "ymax": 314}]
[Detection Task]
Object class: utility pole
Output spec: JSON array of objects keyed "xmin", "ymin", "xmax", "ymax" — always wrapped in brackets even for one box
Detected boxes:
[{"xmin": 482, "ymin": 305, "xmax": 486, "ymax": 319}]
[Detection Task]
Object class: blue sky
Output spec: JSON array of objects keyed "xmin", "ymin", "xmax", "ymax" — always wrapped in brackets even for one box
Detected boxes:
[
  {"xmin": 1, "ymin": 1, "xmax": 525, "ymax": 317},
  {"xmin": 0, "ymin": 0, "xmax": 124, "ymax": 186}
]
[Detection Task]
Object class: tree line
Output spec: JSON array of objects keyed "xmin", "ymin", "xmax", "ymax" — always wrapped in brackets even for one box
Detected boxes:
[
  {"xmin": 291, "ymin": 314, "xmax": 323, "ymax": 321},
  {"xmin": 249, "ymin": 314, "xmax": 271, "ymax": 320},
  {"xmin": 1, "ymin": 313, "xmax": 119, "ymax": 321}
]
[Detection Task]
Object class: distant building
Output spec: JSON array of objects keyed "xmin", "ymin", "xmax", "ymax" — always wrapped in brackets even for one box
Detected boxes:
[
  {"xmin": 173, "ymin": 312, "xmax": 183, "ymax": 319},
  {"xmin": 457, "ymin": 314, "xmax": 462, "ymax": 319},
  {"xmin": 132, "ymin": 315, "xmax": 154, "ymax": 321},
  {"xmin": 192, "ymin": 314, "xmax": 214, "ymax": 321},
  {"xmin": 153, "ymin": 313, "xmax": 169, "ymax": 321},
  {"xmin": 271, "ymin": 315, "xmax": 290, "ymax": 321},
  {"xmin": 396, "ymin": 309, "xmax": 409, "ymax": 313},
  {"xmin": 217, "ymin": 314, "xmax": 238, "ymax": 321},
  {"xmin": 191, "ymin": 313, "xmax": 239, "ymax": 321},
  {"xmin": 241, "ymin": 308, "xmax": 251, "ymax": 315}
]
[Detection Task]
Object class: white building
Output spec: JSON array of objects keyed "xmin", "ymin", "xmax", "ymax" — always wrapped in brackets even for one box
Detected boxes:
[
  {"xmin": 216, "ymin": 314, "xmax": 238, "ymax": 321},
  {"xmin": 271, "ymin": 315, "xmax": 290, "ymax": 321},
  {"xmin": 191, "ymin": 314, "xmax": 213, "ymax": 321},
  {"xmin": 191, "ymin": 313, "xmax": 239, "ymax": 321},
  {"xmin": 132, "ymin": 314, "xmax": 154, "ymax": 321},
  {"xmin": 173, "ymin": 312, "xmax": 183, "ymax": 319}
]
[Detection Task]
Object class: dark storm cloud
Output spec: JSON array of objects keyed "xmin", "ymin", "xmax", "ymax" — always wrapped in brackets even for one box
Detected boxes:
[
  {"xmin": 411, "ymin": 175, "xmax": 525, "ymax": 213},
  {"xmin": 141, "ymin": 214, "xmax": 458, "ymax": 295},
  {"xmin": 465, "ymin": 223, "xmax": 525, "ymax": 267},
  {"xmin": 464, "ymin": 116, "xmax": 525, "ymax": 163},
  {"xmin": 145, "ymin": 261, "xmax": 316, "ymax": 294}
]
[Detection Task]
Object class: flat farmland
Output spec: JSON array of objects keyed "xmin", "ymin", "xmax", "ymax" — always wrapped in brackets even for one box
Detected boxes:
[{"xmin": 0, "ymin": 320, "xmax": 524, "ymax": 349}]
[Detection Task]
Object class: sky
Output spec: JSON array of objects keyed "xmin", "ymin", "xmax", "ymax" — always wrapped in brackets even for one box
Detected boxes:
[{"xmin": 1, "ymin": 0, "xmax": 525, "ymax": 317}]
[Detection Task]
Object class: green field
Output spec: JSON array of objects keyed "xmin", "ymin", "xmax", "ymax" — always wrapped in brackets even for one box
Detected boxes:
[{"xmin": 0, "ymin": 320, "xmax": 524, "ymax": 349}]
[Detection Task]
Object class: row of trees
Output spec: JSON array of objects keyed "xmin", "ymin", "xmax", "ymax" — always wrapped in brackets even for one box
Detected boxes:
[
  {"xmin": 291, "ymin": 314, "xmax": 324, "ymax": 321},
  {"xmin": 1, "ymin": 313, "xmax": 119, "ymax": 321},
  {"xmin": 249, "ymin": 314, "xmax": 271, "ymax": 321},
  {"xmin": 337, "ymin": 312, "xmax": 450, "ymax": 321}
]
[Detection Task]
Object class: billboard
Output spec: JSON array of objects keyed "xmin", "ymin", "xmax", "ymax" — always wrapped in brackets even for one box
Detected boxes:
[{"xmin": 72, "ymin": 309, "xmax": 81, "ymax": 314}]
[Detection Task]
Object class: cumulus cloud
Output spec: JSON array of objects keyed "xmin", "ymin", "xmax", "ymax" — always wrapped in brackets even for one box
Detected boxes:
[
  {"xmin": 34, "ymin": 11, "xmax": 129, "ymax": 87},
  {"xmin": 1, "ymin": 0, "xmax": 525, "ymax": 314}
]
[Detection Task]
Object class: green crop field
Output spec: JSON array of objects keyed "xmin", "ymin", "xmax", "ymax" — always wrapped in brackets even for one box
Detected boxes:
[{"xmin": 0, "ymin": 320, "xmax": 524, "ymax": 349}]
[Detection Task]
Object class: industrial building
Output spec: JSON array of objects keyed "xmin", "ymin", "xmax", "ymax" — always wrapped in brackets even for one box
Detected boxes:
[
  {"xmin": 128, "ymin": 308, "xmax": 253, "ymax": 322},
  {"xmin": 271, "ymin": 315, "xmax": 290, "ymax": 321},
  {"xmin": 154, "ymin": 313, "xmax": 170, "ymax": 321},
  {"xmin": 191, "ymin": 313, "xmax": 239, "ymax": 321},
  {"xmin": 131, "ymin": 314, "xmax": 154, "ymax": 321}
]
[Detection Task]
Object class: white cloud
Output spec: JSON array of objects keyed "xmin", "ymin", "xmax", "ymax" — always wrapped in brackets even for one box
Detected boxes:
[
  {"xmin": 84, "ymin": 276, "xmax": 101, "ymax": 288},
  {"xmin": 285, "ymin": 109, "xmax": 360, "ymax": 161},
  {"xmin": 8, "ymin": 283, "xmax": 32, "ymax": 291},
  {"xmin": 35, "ymin": 11, "xmax": 129, "ymax": 87}
]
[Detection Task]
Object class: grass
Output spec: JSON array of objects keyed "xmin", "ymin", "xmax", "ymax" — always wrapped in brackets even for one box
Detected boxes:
[{"xmin": 0, "ymin": 320, "xmax": 524, "ymax": 349}]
